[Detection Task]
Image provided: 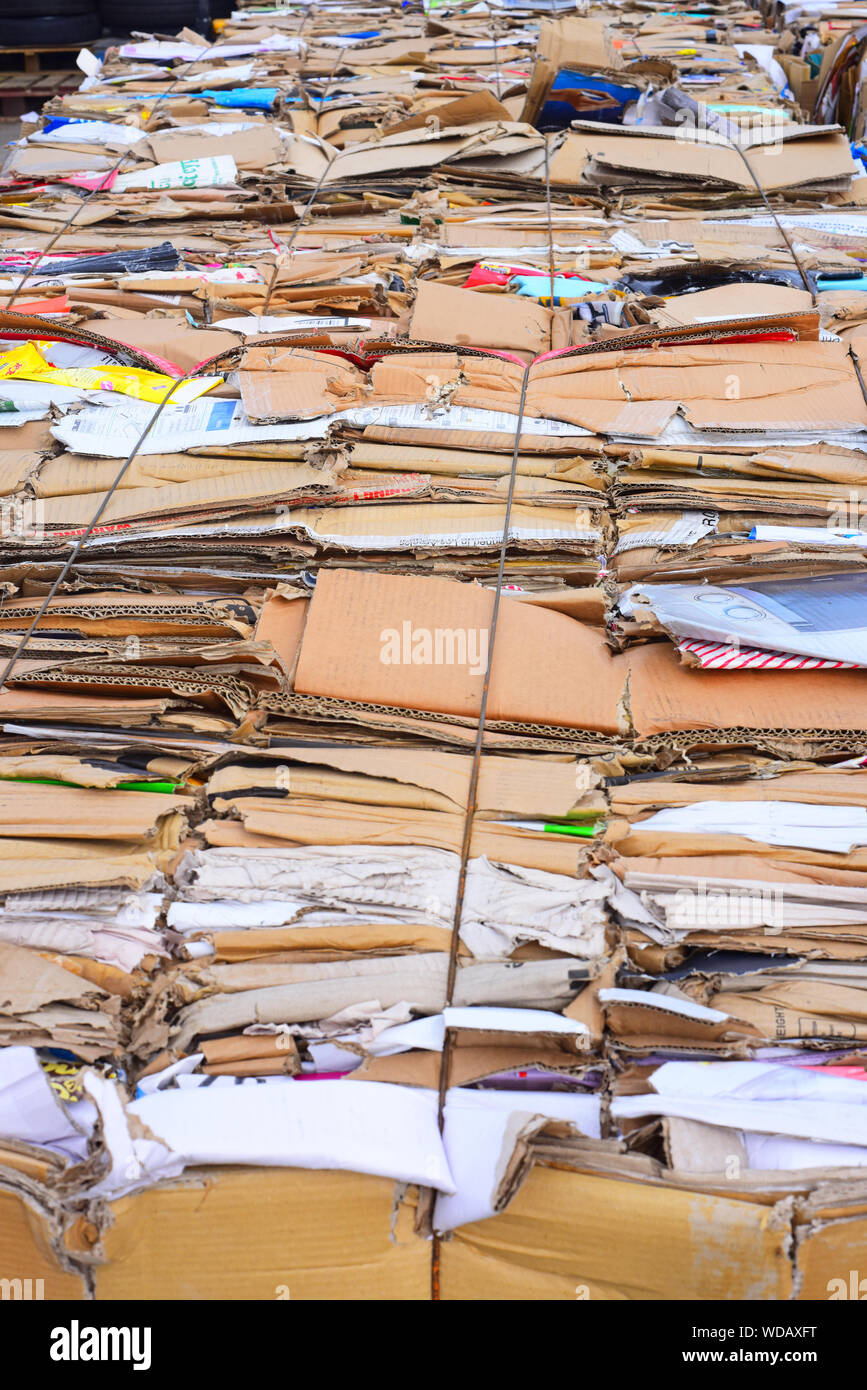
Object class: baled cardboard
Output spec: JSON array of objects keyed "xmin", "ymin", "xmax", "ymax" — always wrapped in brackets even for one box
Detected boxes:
[{"xmin": 293, "ymin": 569, "xmax": 628, "ymax": 733}]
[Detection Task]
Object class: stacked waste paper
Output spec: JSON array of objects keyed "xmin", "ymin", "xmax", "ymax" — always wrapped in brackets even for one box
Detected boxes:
[{"xmin": 4, "ymin": 0, "xmax": 867, "ymax": 1300}]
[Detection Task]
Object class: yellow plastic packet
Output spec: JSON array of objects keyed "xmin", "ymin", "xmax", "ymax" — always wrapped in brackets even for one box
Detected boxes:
[
  {"xmin": 0, "ymin": 340, "xmax": 222, "ymax": 404},
  {"xmin": 41, "ymin": 1058, "xmax": 85, "ymax": 1103},
  {"xmin": 40, "ymin": 1056, "xmax": 124, "ymax": 1102}
]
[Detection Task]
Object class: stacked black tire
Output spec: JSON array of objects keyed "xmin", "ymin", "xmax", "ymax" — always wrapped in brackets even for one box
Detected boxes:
[
  {"xmin": 98, "ymin": 0, "xmax": 209, "ymax": 31},
  {"xmin": 0, "ymin": 0, "xmax": 101, "ymax": 47},
  {"xmin": 0, "ymin": 0, "xmax": 232, "ymax": 43}
]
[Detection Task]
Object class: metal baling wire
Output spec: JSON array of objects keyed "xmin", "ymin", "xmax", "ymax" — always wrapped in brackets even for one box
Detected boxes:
[
  {"xmin": 260, "ymin": 43, "xmax": 357, "ymax": 316},
  {"xmin": 847, "ymin": 340, "xmax": 867, "ymax": 422},
  {"xmin": 723, "ymin": 138, "xmax": 815, "ymax": 301},
  {"xmin": 440, "ymin": 361, "xmax": 534, "ymax": 1033},
  {"xmin": 4, "ymin": 26, "xmax": 250, "ymax": 310},
  {"xmin": 429, "ymin": 90, "xmax": 842, "ymax": 1297},
  {"xmin": 590, "ymin": 118, "xmax": 815, "ymax": 312},
  {"xmin": 543, "ymin": 130, "xmax": 556, "ymax": 304},
  {"xmin": 430, "ymin": 360, "xmax": 533, "ymax": 1298},
  {"xmin": 427, "ymin": 109, "xmax": 811, "ymax": 1290},
  {"xmin": 431, "ymin": 42, "xmax": 563, "ymax": 1296},
  {"xmin": 492, "ymin": 21, "xmax": 503, "ymax": 102},
  {"xmin": 0, "ymin": 373, "xmax": 195, "ymax": 693},
  {"xmin": 0, "ymin": 24, "xmax": 282, "ymax": 679},
  {"xmin": 259, "ymin": 145, "xmax": 340, "ymax": 315},
  {"xmin": 0, "ymin": 29, "xmax": 392, "ymax": 685}
]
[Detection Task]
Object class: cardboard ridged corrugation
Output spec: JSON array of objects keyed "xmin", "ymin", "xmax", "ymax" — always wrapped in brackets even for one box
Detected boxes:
[
  {"xmin": 0, "ymin": 594, "xmax": 254, "ymax": 639},
  {"xmin": 610, "ymin": 770, "xmax": 867, "ymax": 814},
  {"xmin": 35, "ymin": 460, "xmax": 338, "ymax": 530},
  {"xmin": 75, "ymin": 321, "xmax": 242, "ymax": 373},
  {"xmin": 208, "ymin": 743, "xmax": 598, "ymax": 817},
  {"xmin": 601, "ymin": 997, "xmax": 761, "ymax": 1046},
  {"xmin": 208, "ymin": 795, "xmax": 596, "ymax": 875},
  {"xmin": 527, "ymin": 339, "xmax": 864, "ymax": 436},
  {"xmin": 0, "ymin": 312, "xmax": 182, "ymax": 373},
  {"xmin": 553, "ymin": 310, "xmax": 822, "ymax": 354},
  {"xmin": 9, "ymin": 668, "xmax": 258, "ymax": 722},
  {"xmin": 263, "ymin": 691, "xmax": 621, "ymax": 752}
]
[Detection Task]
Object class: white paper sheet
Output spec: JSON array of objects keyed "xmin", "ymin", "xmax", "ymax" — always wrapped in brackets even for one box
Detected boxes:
[
  {"xmin": 613, "ymin": 1060, "xmax": 867, "ymax": 1149},
  {"xmin": 0, "ymin": 1046, "xmax": 90, "ymax": 1159},
  {"xmin": 435, "ymin": 1088, "xmax": 601, "ymax": 1230},
  {"xmin": 639, "ymin": 800, "xmax": 867, "ymax": 854},
  {"xmin": 368, "ymin": 1005, "xmax": 590, "ymax": 1055},
  {"xmin": 122, "ymin": 1079, "xmax": 456, "ymax": 1192},
  {"xmin": 631, "ymin": 574, "xmax": 867, "ymax": 666}
]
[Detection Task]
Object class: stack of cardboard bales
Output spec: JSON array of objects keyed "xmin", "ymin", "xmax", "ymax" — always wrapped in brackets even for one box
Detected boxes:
[{"xmin": 2, "ymin": 0, "xmax": 867, "ymax": 1301}]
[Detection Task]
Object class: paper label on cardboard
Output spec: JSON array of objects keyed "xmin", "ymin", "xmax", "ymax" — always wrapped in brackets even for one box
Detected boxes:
[
  {"xmin": 52, "ymin": 399, "xmax": 329, "ymax": 456},
  {"xmin": 341, "ymin": 404, "xmax": 593, "ymax": 437},
  {"xmin": 614, "ymin": 510, "xmax": 718, "ymax": 554},
  {"xmin": 290, "ymin": 520, "xmax": 598, "ymax": 550},
  {"xmin": 115, "ymin": 156, "xmax": 238, "ymax": 192},
  {"xmin": 633, "ymin": 573, "xmax": 867, "ymax": 666}
]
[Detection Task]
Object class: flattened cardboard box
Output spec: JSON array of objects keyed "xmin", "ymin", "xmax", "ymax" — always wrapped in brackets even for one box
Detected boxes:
[
  {"xmin": 5, "ymin": 1161, "xmax": 865, "ymax": 1300},
  {"xmin": 0, "ymin": 1169, "xmax": 429, "ymax": 1300},
  {"xmin": 292, "ymin": 568, "xmax": 627, "ymax": 734}
]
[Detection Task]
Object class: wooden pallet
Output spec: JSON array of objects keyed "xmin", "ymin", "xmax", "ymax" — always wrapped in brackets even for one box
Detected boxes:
[
  {"xmin": 0, "ymin": 67, "xmax": 79, "ymax": 91},
  {"xmin": 0, "ymin": 67, "xmax": 78, "ymax": 115},
  {"xmin": 0, "ymin": 43, "xmax": 97, "ymax": 74},
  {"xmin": 0, "ymin": 35, "xmax": 117, "ymax": 72}
]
